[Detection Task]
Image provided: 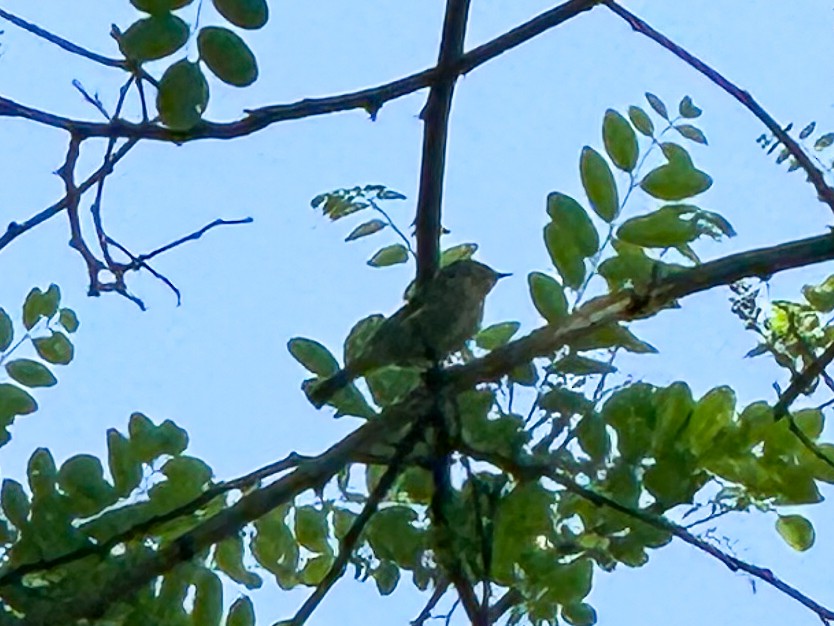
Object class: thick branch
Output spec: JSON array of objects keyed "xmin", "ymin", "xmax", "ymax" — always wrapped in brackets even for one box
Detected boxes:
[
  {"xmin": 450, "ymin": 231, "xmax": 834, "ymax": 389},
  {"xmin": 30, "ymin": 389, "xmax": 430, "ymax": 625},
  {"xmin": 0, "ymin": 0, "xmax": 601, "ymax": 143}
]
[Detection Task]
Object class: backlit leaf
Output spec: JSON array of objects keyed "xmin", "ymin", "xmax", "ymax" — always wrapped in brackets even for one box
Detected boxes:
[
  {"xmin": 287, "ymin": 338, "xmax": 340, "ymax": 376},
  {"xmin": 580, "ymin": 147, "xmax": 619, "ymax": 222},
  {"xmin": 198, "ymin": 26, "xmax": 258, "ymax": 87},
  {"xmin": 603, "ymin": 109, "xmax": 638, "ymax": 172},
  {"xmin": 157, "ymin": 60, "xmax": 209, "ymax": 131},
  {"xmin": 5, "ymin": 359, "xmax": 56, "ymax": 388},
  {"xmin": 776, "ymin": 514, "xmax": 815, "ymax": 551}
]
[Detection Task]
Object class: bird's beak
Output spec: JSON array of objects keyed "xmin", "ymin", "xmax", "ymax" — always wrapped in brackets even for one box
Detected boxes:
[{"xmin": 496, "ymin": 272, "xmax": 512, "ymax": 280}]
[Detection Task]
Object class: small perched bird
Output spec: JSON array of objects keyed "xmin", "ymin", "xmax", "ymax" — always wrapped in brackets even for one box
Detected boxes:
[{"xmin": 308, "ymin": 259, "xmax": 509, "ymax": 408}]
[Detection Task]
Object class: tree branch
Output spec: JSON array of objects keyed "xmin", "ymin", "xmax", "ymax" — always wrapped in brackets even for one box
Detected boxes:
[
  {"xmin": 603, "ymin": 0, "xmax": 834, "ymax": 213},
  {"xmin": 481, "ymin": 449, "xmax": 834, "ymax": 623},
  {"xmin": 0, "ymin": 0, "xmax": 601, "ymax": 143},
  {"xmin": 414, "ymin": 0, "xmax": 471, "ymax": 282}
]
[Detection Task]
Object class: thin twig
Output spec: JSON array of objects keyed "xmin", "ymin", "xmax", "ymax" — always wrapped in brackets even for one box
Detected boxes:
[
  {"xmin": 411, "ymin": 579, "xmax": 451, "ymax": 626},
  {"xmin": 0, "ymin": 138, "xmax": 139, "ymax": 253},
  {"xmin": 0, "ymin": 8, "xmax": 126, "ymax": 69}
]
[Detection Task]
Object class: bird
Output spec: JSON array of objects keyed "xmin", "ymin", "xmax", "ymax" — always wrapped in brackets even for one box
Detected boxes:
[{"xmin": 307, "ymin": 259, "xmax": 509, "ymax": 408}]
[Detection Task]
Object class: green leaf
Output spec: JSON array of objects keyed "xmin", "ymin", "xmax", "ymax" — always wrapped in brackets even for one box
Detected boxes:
[
  {"xmin": 299, "ymin": 554, "xmax": 334, "ymax": 586},
  {"xmin": 119, "ymin": 15, "xmax": 189, "ymax": 62},
  {"xmin": 216, "ymin": 535, "xmax": 263, "ymax": 589},
  {"xmin": 365, "ymin": 365, "xmax": 421, "ymax": 407},
  {"xmin": 652, "ymin": 382, "xmax": 693, "ymax": 452},
  {"xmin": 252, "ymin": 508, "xmax": 299, "ymax": 588},
  {"xmin": 674, "ymin": 124, "xmax": 708, "ymax": 145},
  {"xmin": 678, "ymin": 96, "xmax": 702, "ymax": 118},
  {"xmin": 1, "ymin": 479, "xmax": 29, "ymax": 527},
  {"xmin": 814, "ymin": 133, "xmax": 834, "ymax": 150},
  {"xmin": 157, "ymin": 60, "xmax": 210, "ymax": 131},
  {"xmin": 107, "ymin": 429, "xmax": 143, "ymax": 497},
  {"xmin": 58, "ymin": 308, "xmax": 79, "ymax": 333},
  {"xmin": 373, "ymin": 561, "xmax": 400, "ymax": 596},
  {"xmin": 628, "ymin": 105, "xmax": 654, "ymax": 136},
  {"xmin": 227, "ymin": 597, "xmax": 256, "ymax": 626},
  {"xmin": 0, "ymin": 383, "xmax": 37, "ymax": 421},
  {"xmin": 0, "ymin": 308, "xmax": 12, "ymax": 352},
  {"xmin": 544, "ymin": 222, "xmax": 586, "ymax": 289},
  {"xmin": 576, "ymin": 413, "xmax": 610, "ymax": 462},
  {"xmin": 562, "ymin": 602, "xmax": 598, "ymax": 626},
  {"xmin": 5, "ymin": 359, "xmax": 57, "ymax": 388},
  {"xmin": 571, "ymin": 323, "xmax": 657, "ymax": 354},
  {"xmin": 603, "ymin": 109, "xmax": 638, "ymax": 172},
  {"xmin": 617, "ymin": 206, "xmax": 699, "ymax": 248},
  {"xmin": 198, "ymin": 26, "xmax": 259, "ymax": 87},
  {"xmin": 546, "ymin": 192, "xmax": 599, "ymax": 256},
  {"xmin": 440, "ymin": 243, "xmax": 478, "ymax": 266},
  {"xmin": 129, "ymin": 413, "xmax": 189, "ymax": 463},
  {"xmin": 23, "ymin": 285, "xmax": 60, "ymax": 330},
  {"xmin": 776, "ymin": 514, "xmax": 815, "ymax": 551},
  {"xmin": 803, "ymin": 275, "xmax": 834, "ymax": 312},
  {"xmin": 645, "ymin": 92, "xmax": 668, "ymax": 119},
  {"xmin": 58, "ymin": 454, "xmax": 116, "ymax": 515},
  {"xmin": 368, "ymin": 244, "xmax": 409, "ymax": 267},
  {"xmin": 799, "ymin": 122, "xmax": 816, "ymax": 140},
  {"xmin": 212, "ymin": 0, "xmax": 269, "ymax": 29},
  {"xmin": 33, "ymin": 331, "xmax": 74, "ymax": 365},
  {"xmin": 640, "ymin": 164, "xmax": 712, "ymax": 201},
  {"xmin": 27, "ymin": 447, "xmax": 57, "ymax": 497},
  {"xmin": 287, "ymin": 338, "xmax": 340, "ymax": 376},
  {"xmin": 332, "ymin": 508, "xmax": 357, "ymax": 541},
  {"xmin": 475, "ymin": 321, "xmax": 521, "ymax": 350},
  {"xmin": 345, "ymin": 219, "xmax": 387, "ymax": 242},
  {"xmin": 551, "ymin": 354, "xmax": 616, "ymax": 376},
  {"xmin": 366, "ymin": 506, "xmax": 422, "ymax": 568},
  {"xmin": 686, "ymin": 386, "xmax": 735, "ymax": 457},
  {"xmin": 540, "ymin": 387, "xmax": 593, "ymax": 416},
  {"xmin": 528, "ymin": 272, "xmax": 568, "ymax": 324},
  {"xmin": 192, "ymin": 568, "xmax": 223, "ymax": 626},
  {"xmin": 294, "ymin": 506, "xmax": 331, "ymax": 554},
  {"xmin": 131, "ymin": 0, "xmax": 194, "ymax": 14},
  {"xmin": 509, "ymin": 362, "xmax": 538, "ymax": 387},
  {"xmin": 580, "ymin": 147, "xmax": 619, "ymax": 222},
  {"xmin": 397, "ymin": 468, "xmax": 434, "ymax": 504}
]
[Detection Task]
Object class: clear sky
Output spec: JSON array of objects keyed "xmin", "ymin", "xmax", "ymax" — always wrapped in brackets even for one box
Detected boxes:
[{"xmin": 0, "ymin": 1, "xmax": 833, "ymax": 624}]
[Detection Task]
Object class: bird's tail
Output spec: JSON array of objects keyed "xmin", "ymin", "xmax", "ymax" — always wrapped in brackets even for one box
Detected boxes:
[{"xmin": 307, "ymin": 369, "xmax": 353, "ymax": 408}]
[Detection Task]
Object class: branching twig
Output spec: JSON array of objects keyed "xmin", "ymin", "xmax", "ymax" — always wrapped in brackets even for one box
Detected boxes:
[
  {"xmin": 603, "ymin": 0, "xmax": 834, "ymax": 214},
  {"xmin": 0, "ymin": 138, "xmax": 138, "ymax": 252},
  {"xmin": 481, "ymin": 449, "xmax": 834, "ymax": 624},
  {"xmin": 0, "ymin": 0, "xmax": 602, "ymax": 142}
]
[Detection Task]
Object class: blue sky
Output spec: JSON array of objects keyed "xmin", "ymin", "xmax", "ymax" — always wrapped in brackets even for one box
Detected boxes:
[{"xmin": 1, "ymin": 1, "xmax": 833, "ymax": 624}]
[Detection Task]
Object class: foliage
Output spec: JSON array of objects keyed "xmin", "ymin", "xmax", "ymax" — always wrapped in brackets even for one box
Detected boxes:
[{"xmin": 1, "ymin": 3, "xmax": 834, "ymax": 626}]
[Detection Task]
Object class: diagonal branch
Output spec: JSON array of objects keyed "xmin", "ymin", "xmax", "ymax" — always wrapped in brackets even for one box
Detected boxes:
[
  {"xmin": 0, "ymin": 8, "xmax": 127, "ymax": 69},
  {"xmin": 289, "ymin": 417, "xmax": 426, "ymax": 626},
  {"xmin": 482, "ymin": 449, "xmax": 834, "ymax": 623},
  {"xmin": 603, "ymin": 0, "xmax": 834, "ymax": 214},
  {"xmin": 0, "ymin": 138, "xmax": 138, "ymax": 253},
  {"xmin": 449, "ymin": 231, "xmax": 834, "ymax": 390},
  {"xmin": 414, "ymin": 0, "xmax": 472, "ymax": 282},
  {"xmin": 27, "ymin": 389, "xmax": 431, "ymax": 625},
  {"xmin": 0, "ymin": 0, "xmax": 601, "ymax": 142},
  {"xmin": 22, "ymin": 230, "xmax": 834, "ymax": 623}
]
